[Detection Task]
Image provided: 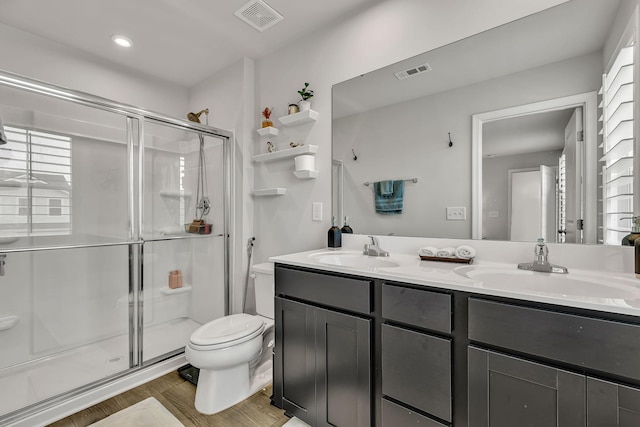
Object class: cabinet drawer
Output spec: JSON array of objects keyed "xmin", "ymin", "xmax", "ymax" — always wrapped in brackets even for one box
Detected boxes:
[
  {"xmin": 382, "ymin": 283, "xmax": 451, "ymax": 334},
  {"xmin": 382, "ymin": 398, "xmax": 447, "ymax": 427},
  {"xmin": 275, "ymin": 266, "xmax": 372, "ymax": 314},
  {"xmin": 469, "ymin": 298, "xmax": 640, "ymax": 381},
  {"xmin": 382, "ymin": 324, "xmax": 452, "ymax": 422}
]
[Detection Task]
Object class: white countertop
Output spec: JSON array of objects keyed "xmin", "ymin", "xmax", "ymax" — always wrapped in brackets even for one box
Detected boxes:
[{"xmin": 270, "ymin": 248, "xmax": 640, "ymax": 318}]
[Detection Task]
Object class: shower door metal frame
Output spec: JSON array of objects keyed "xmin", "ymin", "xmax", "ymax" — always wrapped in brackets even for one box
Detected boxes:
[{"xmin": 0, "ymin": 68, "xmax": 233, "ymax": 425}]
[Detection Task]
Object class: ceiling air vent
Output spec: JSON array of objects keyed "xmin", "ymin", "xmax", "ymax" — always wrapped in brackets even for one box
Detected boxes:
[
  {"xmin": 394, "ymin": 63, "xmax": 432, "ymax": 80},
  {"xmin": 234, "ymin": 0, "xmax": 284, "ymax": 32}
]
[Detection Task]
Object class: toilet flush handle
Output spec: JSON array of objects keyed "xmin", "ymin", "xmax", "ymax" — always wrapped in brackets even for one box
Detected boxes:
[{"xmin": 267, "ymin": 340, "xmax": 275, "ymax": 349}]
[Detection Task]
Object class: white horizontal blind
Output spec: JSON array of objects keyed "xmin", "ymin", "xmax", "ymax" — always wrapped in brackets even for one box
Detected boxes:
[
  {"xmin": 0, "ymin": 125, "xmax": 72, "ymax": 235},
  {"xmin": 601, "ymin": 45, "xmax": 635, "ymax": 245}
]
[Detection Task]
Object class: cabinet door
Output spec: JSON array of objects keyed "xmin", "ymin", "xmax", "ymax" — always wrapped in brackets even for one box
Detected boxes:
[
  {"xmin": 315, "ymin": 306, "xmax": 371, "ymax": 427},
  {"xmin": 468, "ymin": 347, "xmax": 585, "ymax": 427},
  {"xmin": 382, "ymin": 324, "xmax": 452, "ymax": 422},
  {"xmin": 587, "ymin": 378, "xmax": 640, "ymax": 426},
  {"xmin": 274, "ymin": 297, "xmax": 316, "ymax": 425}
]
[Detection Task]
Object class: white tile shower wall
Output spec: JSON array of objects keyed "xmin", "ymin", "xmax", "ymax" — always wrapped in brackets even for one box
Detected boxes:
[{"xmin": 253, "ymin": 0, "xmax": 568, "ymax": 262}]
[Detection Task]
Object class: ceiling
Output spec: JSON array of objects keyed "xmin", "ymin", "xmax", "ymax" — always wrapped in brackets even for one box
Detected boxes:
[{"xmin": 0, "ymin": 0, "xmax": 383, "ymax": 87}]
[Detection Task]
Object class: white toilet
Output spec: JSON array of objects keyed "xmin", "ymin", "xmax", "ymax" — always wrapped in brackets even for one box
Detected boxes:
[{"xmin": 185, "ymin": 262, "xmax": 275, "ymax": 415}]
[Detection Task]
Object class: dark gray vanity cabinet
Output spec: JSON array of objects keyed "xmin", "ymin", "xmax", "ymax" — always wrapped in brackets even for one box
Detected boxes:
[
  {"xmin": 468, "ymin": 298, "xmax": 640, "ymax": 427},
  {"xmin": 274, "ymin": 266, "xmax": 372, "ymax": 427},
  {"xmin": 587, "ymin": 378, "xmax": 640, "ymax": 426},
  {"xmin": 381, "ymin": 283, "xmax": 452, "ymax": 426},
  {"xmin": 468, "ymin": 347, "xmax": 586, "ymax": 427}
]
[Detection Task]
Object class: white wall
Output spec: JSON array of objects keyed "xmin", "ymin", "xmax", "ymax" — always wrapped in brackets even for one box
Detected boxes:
[
  {"xmin": 252, "ymin": 0, "xmax": 569, "ymax": 262},
  {"xmin": 332, "ymin": 52, "xmax": 602, "ymax": 239}
]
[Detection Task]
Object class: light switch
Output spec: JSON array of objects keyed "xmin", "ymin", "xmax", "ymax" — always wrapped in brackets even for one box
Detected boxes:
[
  {"xmin": 446, "ymin": 207, "xmax": 466, "ymax": 220},
  {"xmin": 312, "ymin": 202, "xmax": 322, "ymax": 221}
]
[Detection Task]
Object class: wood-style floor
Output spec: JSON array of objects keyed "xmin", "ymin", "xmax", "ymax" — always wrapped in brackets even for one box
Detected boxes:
[{"xmin": 48, "ymin": 371, "xmax": 289, "ymax": 427}]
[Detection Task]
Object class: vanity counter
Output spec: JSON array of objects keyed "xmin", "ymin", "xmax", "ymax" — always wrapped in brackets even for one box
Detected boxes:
[{"xmin": 270, "ymin": 248, "xmax": 640, "ymax": 317}]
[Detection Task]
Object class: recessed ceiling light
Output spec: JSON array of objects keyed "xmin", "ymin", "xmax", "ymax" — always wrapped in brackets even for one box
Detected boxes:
[{"xmin": 111, "ymin": 35, "xmax": 133, "ymax": 48}]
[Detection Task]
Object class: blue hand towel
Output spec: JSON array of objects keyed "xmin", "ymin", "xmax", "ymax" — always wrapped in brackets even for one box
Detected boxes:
[{"xmin": 374, "ymin": 180, "xmax": 404, "ymax": 214}]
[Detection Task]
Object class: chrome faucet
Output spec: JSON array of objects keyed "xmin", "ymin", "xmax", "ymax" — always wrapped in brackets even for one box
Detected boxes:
[
  {"xmin": 363, "ymin": 236, "xmax": 389, "ymax": 257},
  {"xmin": 518, "ymin": 238, "xmax": 568, "ymax": 274}
]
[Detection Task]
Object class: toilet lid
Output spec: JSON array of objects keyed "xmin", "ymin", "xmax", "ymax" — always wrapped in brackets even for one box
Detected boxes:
[{"xmin": 190, "ymin": 313, "xmax": 265, "ymax": 347}]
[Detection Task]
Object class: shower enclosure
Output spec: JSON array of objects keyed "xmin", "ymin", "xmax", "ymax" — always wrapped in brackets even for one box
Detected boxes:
[{"xmin": 0, "ymin": 70, "xmax": 231, "ymax": 425}]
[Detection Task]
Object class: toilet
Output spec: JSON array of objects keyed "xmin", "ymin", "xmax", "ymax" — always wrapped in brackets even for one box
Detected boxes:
[{"xmin": 185, "ymin": 262, "xmax": 275, "ymax": 415}]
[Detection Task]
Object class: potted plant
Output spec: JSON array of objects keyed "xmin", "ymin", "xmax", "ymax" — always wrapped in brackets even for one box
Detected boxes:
[
  {"xmin": 261, "ymin": 107, "xmax": 273, "ymax": 128},
  {"xmin": 297, "ymin": 82, "xmax": 314, "ymax": 111}
]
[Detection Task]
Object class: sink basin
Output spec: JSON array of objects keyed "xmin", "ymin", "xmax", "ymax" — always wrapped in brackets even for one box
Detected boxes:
[
  {"xmin": 310, "ymin": 251, "xmax": 400, "ymax": 270},
  {"xmin": 454, "ymin": 265, "xmax": 640, "ymax": 300}
]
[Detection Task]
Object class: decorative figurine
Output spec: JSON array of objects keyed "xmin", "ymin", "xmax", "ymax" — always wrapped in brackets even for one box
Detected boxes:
[
  {"xmin": 267, "ymin": 141, "xmax": 275, "ymax": 153},
  {"xmin": 261, "ymin": 107, "xmax": 273, "ymax": 128},
  {"xmin": 290, "ymin": 141, "xmax": 303, "ymax": 148}
]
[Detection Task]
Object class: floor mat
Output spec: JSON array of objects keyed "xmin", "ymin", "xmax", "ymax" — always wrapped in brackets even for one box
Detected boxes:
[{"xmin": 88, "ymin": 396, "xmax": 184, "ymax": 426}]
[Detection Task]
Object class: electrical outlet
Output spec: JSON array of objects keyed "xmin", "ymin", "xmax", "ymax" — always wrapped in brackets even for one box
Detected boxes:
[
  {"xmin": 446, "ymin": 207, "xmax": 466, "ymax": 220},
  {"xmin": 312, "ymin": 202, "xmax": 322, "ymax": 221}
]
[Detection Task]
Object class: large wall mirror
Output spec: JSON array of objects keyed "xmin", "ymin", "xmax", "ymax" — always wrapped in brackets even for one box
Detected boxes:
[{"xmin": 332, "ymin": 0, "xmax": 638, "ymax": 246}]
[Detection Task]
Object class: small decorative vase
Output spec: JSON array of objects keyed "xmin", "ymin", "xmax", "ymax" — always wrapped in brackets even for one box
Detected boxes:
[
  {"xmin": 298, "ymin": 100, "xmax": 311, "ymax": 111},
  {"xmin": 261, "ymin": 119, "xmax": 273, "ymax": 128},
  {"xmin": 288, "ymin": 104, "xmax": 299, "ymax": 115}
]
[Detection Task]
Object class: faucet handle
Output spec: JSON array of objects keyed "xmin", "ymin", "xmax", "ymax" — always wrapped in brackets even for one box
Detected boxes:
[{"xmin": 368, "ymin": 236, "xmax": 378, "ymax": 245}]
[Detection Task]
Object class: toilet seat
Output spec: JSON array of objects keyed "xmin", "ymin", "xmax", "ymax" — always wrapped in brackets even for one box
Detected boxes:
[{"xmin": 189, "ymin": 313, "xmax": 265, "ymax": 350}]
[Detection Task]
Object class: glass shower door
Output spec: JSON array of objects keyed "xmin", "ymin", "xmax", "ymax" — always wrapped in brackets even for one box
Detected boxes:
[
  {"xmin": 0, "ymin": 85, "xmax": 134, "ymax": 418},
  {"xmin": 140, "ymin": 120, "xmax": 227, "ymax": 363}
]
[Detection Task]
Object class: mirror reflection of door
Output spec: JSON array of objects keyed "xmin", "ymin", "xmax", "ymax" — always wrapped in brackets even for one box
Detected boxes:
[
  {"xmin": 482, "ymin": 106, "xmax": 584, "ymax": 243},
  {"xmin": 509, "ymin": 166, "xmax": 557, "ymax": 242},
  {"xmin": 563, "ymin": 108, "xmax": 584, "ymax": 243}
]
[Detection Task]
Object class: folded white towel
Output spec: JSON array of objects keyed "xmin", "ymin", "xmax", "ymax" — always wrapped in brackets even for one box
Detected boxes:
[
  {"xmin": 436, "ymin": 247, "xmax": 456, "ymax": 257},
  {"xmin": 418, "ymin": 246, "xmax": 438, "ymax": 257},
  {"xmin": 455, "ymin": 245, "xmax": 477, "ymax": 259}
]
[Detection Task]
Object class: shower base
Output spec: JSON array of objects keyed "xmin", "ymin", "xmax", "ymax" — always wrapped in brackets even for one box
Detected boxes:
[{"xmin": 0, "ymin": 317, "xmax": 201, "ymax": 419}]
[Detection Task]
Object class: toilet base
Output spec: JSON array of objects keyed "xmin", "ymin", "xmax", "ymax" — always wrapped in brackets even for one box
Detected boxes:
[{"xmin": 194, "ymin": 363, "xmax": 250, "ymax": 415}]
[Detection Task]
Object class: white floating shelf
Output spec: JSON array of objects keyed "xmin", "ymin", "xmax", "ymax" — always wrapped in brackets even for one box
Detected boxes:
[
  {"xmin": 278, "ymin": 109, "xmax": 319, "ymax": 127},
  {"xmin": 160, "ymin": 285, "xmax": 193, "ymax": 296},
  {"xmin": 159, "ymin": 191, "xmax": 192, "ymax": 199},
  {"xmin": 257, "ymin": 127, "xmax": 279, "ymax": 136},
  {"xmin": 252, "ymin": 188, "xmax": 287, "ymax": 197},
  {"xmin": 253, "ymin": 144, "xmax": 318, "ymax": 162},
  {"xmin": 293, "ymin": 170, "xmax": 319, "ymax": 179}
]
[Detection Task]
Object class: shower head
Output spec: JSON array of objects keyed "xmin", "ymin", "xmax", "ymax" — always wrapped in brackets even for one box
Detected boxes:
[{"xmin": 187, "ymin": 108, "xmax": 209, "ymax": 124}]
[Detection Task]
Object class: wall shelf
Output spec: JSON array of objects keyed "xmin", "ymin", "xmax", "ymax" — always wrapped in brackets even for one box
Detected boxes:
[
  {"xmin": 253, "ymin": 144, "xmax": 318, "ymax": 162},
  {"xmin": 252, "ymin": 188, "xmax": 287, "ymax": 197},
  {"xmin": 293, "ymin": 170, "xmax": 319, "ymax": 179},
  {"xmin": 257, "ymin": 127, "xmax": 279, "ymax": 137},
  {"xmin": 159, "ymin": 191, "xmax": 192, "ymax": 199},
  {"xmin": 160, "ymin": 285, "xmax": 193, "ymax": 296},
  {"xmin": 278, "ymin": 109, "xmax": 319, "ymax": 127}
]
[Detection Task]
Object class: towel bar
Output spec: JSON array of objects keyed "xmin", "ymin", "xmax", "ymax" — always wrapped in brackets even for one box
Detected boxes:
[{"xmin": 364, "ymin": 178, "xmax": 418, "ymax": 186}]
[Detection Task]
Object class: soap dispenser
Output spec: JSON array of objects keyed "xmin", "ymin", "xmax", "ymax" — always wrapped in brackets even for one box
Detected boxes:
[
  {"xmin": 341, "ymin": 216, "xmax": 353, "ymax": 234},
  {"xmin": 622, "ymin": 216, "xmax": 640, "ymax": 246},
  {"xmin": 328, "ymin": 216, "xmax": 342, "ymax": 248}
]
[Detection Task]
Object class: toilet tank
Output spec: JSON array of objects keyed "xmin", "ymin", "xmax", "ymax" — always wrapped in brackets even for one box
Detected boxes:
[{"xmin": 252, "ymin": 262, "xmax": 274, "ymax": 319}]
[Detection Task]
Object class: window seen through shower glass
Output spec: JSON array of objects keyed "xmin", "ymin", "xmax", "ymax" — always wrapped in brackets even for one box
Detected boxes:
[{"xmin": 0, "ymin": 125, "xmax": 72, "ymax": 235}]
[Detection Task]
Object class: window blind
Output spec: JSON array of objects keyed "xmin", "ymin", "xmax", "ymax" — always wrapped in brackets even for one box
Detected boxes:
[
  {"xmin": 0, "ymin": 125, "xmax": 72, "ymax": 235},
  {"xmin": 601, "ymin": 45, "xmax": 634, "ymax": 245}
]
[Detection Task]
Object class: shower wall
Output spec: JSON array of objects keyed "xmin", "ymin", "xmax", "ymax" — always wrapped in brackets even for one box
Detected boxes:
[{"xmin": 0, "ymin": 73, "xmax": 230, "ymax": 423}]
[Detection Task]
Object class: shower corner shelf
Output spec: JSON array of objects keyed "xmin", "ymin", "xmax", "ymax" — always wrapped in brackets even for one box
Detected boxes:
[
  {"xmin": 159, "ymin": 191, "xmax": 192, "ymax": 199},
  {"xmin": 257, "ymin": 126, "xmax": 279, "ymax": 136},
  {"xmin": 252, "ymin": 188, "xmax": 287, "ymax": 197},
  {"xmin": 160, "ymin": 285, "xmax": 193, "ymax": 296},
  {"xmin": 293, "ymin": 170, "xmax": 319, "ymax": 179},
  {"xmin": 278, "ymin": 109, "xmax": 319, "ymax": 126},
  {"xmin": 253, "ymin": 144, "xmax": 318, "ymax": 163}
]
